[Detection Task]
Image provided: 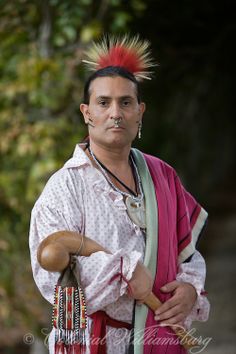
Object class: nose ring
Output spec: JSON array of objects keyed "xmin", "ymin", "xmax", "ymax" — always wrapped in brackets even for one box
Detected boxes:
[{"xmin": 112, "ymin": 117, "xmax": 122, "ymax": 128}]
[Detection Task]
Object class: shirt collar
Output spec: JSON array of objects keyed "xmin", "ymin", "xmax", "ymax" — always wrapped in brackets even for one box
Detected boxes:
[{"xmin": 63, "ymin": 143, "xmax": 92, "ymax": 169}]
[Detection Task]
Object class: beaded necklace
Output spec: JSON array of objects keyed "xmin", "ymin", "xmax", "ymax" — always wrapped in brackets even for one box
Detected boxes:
[{"xmin": 88, "ymin": 145, "xmax": 146, "ymax": 229}]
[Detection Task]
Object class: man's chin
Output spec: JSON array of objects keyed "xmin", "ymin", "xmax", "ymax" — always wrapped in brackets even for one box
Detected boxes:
[
  {"xmin": 89, "ymin": 133, "xmax": 135, "ymax": 150},
  {"xmin": 105, "ymin": 137, "xmax": 133, "ymax": 149}
]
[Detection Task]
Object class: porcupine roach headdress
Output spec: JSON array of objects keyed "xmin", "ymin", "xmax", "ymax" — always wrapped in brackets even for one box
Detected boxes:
[{"xmin": 82, "ymin": 34, "xmax": 156, "ymax": 81}]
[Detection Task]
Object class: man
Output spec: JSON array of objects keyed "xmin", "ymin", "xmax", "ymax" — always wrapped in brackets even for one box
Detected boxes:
[{"xmin": 29, "ymin": 35, "xmax": 209, "ymax": 354}]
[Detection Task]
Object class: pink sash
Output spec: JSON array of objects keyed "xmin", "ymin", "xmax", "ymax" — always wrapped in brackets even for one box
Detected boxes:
[{"xmin": 143, "ymin": 153, "xmax": 206, "ymax": 354}]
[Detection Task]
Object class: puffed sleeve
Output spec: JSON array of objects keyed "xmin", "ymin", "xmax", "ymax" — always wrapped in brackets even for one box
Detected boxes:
[
  {"xmin": 29, "ymin": 169, "xmax": 142, "ymax": 310},
  {"xmin": 30, "ymin": 202, "xmax": 142, "ymax": 310},
  {"xmin": 29, "ymin": 168, "xmax": 84, "ymax": 304},
  {"xmin": 29, "ymin": 204, "xmax": 81, "ymax": 304},
  {"xmin": 76, "ymin": 250, "xmax": 142, "ymax": 315},
  {"xmin": 176, "ymin": 250, "xmax": 210, "ymax": 328},
  {"xmin": 174, "ymin": 173, "xmax": 210, "ymax": 326}
]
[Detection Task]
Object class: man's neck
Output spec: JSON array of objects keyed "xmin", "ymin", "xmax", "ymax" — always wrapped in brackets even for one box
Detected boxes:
[
  {"xmin": 89, "ymin": 141, "xmax": 131, "ymax": 171},
  {"xmin": 87, "ymin": 140, "xmax": 136, "ymax": 194}
]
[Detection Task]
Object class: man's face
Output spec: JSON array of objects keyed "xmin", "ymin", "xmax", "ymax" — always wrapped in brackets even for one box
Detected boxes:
[{"xmin": 80, "ymin": 76, "xmax": 145, "ymax": 149}]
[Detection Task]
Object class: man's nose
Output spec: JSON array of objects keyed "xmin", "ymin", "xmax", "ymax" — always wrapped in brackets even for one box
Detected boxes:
[{"xmin": 109, "ymin": 102, "xmax": 122, "ymax": 118}]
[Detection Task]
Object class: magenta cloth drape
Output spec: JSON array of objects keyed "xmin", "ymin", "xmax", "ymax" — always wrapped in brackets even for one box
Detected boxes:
[{"xmin": 143, "ymin": 154, "xmax": 204, "ymax": 354}]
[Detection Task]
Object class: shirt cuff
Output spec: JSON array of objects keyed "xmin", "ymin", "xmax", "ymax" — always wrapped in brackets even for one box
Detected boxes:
[
  {"xmin": 184, "ymin": 292, "xmax": 210, "ymax": 329},
  {"xmin": 176, "ymin": 273, "xmax": 210, "ymax": 328},
  {"xmin": 120, "ymin": 251, "xmax": 142, "ymax": 296}
]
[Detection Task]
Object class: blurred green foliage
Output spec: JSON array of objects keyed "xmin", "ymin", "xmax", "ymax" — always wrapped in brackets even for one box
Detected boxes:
[{"xmin": 0, "ymin": 0, "xmax": 147, "ymax": 346}]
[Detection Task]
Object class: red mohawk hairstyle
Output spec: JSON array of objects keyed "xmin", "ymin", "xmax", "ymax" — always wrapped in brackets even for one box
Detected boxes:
[{"xmin": 82, "ymin": 34, "xmax": 156, "ymax": 81}]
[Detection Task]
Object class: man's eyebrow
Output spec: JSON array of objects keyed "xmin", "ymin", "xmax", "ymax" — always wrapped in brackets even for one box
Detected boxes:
[
  {"xmin": 96, "ymin": 95, "xmax": 134, "ymax": 100},
  {"xmin": 119, "ymin": 95, "xmax": 134, "ymax": 100},
  {"xmin": 96, "ymin": 96, "xmax": 111, "ymax": 100}
]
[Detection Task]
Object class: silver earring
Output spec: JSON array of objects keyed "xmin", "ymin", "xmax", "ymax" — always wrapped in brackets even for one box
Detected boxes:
[{"xmin": 138, "ymin": 121, "xmax": 142, "ymax": 139}]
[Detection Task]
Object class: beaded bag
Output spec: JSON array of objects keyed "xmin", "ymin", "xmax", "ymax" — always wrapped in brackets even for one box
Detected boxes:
[{"xmin": 52, "ymin": 256, "xmax": 87, "ymax": 354}]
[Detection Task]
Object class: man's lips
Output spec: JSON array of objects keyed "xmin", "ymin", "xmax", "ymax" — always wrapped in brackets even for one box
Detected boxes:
[{"xmin": 108, "ymin": 126, "xmax": 125, "ymax": 130}]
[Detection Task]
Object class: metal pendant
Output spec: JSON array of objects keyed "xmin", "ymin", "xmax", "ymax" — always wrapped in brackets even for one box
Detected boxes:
[{"xmin": 125, "ymin": 196, "xmax": 146, "ymax": 229}]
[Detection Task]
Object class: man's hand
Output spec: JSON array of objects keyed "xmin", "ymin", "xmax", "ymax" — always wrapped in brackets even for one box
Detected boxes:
[
  {"xmin": 129, "ymin": 262, "xmax": 153, "ymax": 301},
  {"xmin": 154, "ymin": 281, "xmax": 197, "ymax": 325}
]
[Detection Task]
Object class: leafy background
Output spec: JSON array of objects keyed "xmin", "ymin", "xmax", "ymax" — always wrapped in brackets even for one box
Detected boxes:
[{"xmin": 0, "ymin": 0, "xmax": 235, "ymax": 352}]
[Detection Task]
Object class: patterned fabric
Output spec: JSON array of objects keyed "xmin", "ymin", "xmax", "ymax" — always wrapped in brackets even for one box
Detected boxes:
[
  {"xmin": 52, "ymin": 260, "xmax": 87, "ymax": 354},
  {"xmin": 140, "ymin": 152, "xmax": 209, "ymax": 354},
  {"xmin": 29, "ymin": 144, "xmax": 209, "ymax": 354}
]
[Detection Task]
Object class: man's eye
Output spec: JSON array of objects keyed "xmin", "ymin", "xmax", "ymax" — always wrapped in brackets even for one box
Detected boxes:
[
  {"xmin": 122, "ymin": 100, "xmax": 131, "ymax": 106},
  {"xmin": 99, "ymin": 100, "xmax": 108, "ymax": 106}
]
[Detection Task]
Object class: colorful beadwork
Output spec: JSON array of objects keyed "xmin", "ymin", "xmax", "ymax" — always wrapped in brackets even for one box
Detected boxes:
[{"xmin": 52, "ymin": 260, "xmax": 87, "ymax": 353}]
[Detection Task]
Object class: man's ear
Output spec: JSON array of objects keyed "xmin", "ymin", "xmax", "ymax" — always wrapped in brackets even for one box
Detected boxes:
[
  {"xmin": 139, "ymin": 102, "xmax": 146, "ymax": 117},
  {"xmin": 80, "ymin": 103, "xmax": 90, "ymax": 124}
]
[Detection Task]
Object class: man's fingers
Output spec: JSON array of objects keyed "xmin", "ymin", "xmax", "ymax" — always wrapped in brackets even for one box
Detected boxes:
[
  {"xmin": 155, "ymin": 297, "xmax": 179, "ymax": 316},
  {"xmin": 154, "ymin": 304, "xmax": 180, "ymax": 322},
  {"xmin": 154, "ymin": 281, "xmax": 198, "ymax": 327},
  {"xmin": 160, "ymin": 280, "xmax": 179, "ymax": 293},
  {"xmin": 159, "ymin": 313, "xmax": 185, "ymax": 326}
]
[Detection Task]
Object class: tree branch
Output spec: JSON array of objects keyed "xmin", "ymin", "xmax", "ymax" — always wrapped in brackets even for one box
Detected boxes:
[{"xmin": 38, "ymin": 0, "xmax": 52, "ymax": 58}]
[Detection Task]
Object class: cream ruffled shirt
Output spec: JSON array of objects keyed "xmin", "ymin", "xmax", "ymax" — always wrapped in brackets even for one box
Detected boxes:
[{"xmin": 29, "ymin": 144, "xmax": 210, "ymax": 353}]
